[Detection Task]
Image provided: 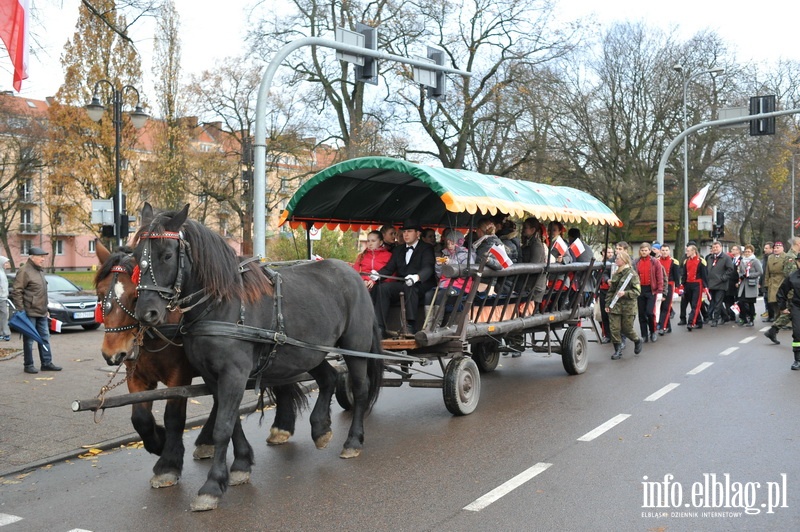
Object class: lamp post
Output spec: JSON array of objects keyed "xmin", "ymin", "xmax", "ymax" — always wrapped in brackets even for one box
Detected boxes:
[
  {"xmin": 85, "ymin": 80, "xmax": 149, "ymax": 248},
  {"xmin": 672, "ymin": 66, "xmax": 724, "ymax": 248}
]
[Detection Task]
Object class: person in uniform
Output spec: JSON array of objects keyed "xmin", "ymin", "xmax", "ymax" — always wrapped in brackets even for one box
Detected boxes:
[
  {"xmin": 605, "ymin": 250, "xmax": 643, "ymax": 360},
  {"xmin": 682, "ymin": 244, "xmax": 708, "ymax": 330},
  {"xmin": 657, "ymin": 244, "xmax": 681, "ymax": 334},
  {"xmin": 763, "ymin": 241, "xmax": 789, "ymax": 325},
  {"xmin": 775, "ymin": 254, "xmax": 800, "ymax": 370},
  {"xmin": 765, "ymin": 237, "xmax": 800, "ymax": 344}
]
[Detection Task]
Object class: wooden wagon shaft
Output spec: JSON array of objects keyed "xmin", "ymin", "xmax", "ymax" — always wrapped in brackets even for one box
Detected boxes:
[
  {"xmin": 414, "ymin": 307, "xmax": 593, "ymax": 347},
  {"xmin": 72, "ymin": 376, "xmax": 316, "ymax": 413}
]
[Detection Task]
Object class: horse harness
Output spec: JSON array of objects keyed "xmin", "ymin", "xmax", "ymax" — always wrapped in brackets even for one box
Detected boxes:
[{"xmin": 135, "ymin": 229, "xmax": 422, "ymax": 387}]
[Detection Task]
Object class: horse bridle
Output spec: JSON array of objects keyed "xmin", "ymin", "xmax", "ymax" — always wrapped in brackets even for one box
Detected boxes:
[
  {"xmin": 101, "ymin": 264, "xmax": 139, "ymax": 333},
  {"xmin": 137, "ymin": 230, "xmax": 190, "ymax": 310}
]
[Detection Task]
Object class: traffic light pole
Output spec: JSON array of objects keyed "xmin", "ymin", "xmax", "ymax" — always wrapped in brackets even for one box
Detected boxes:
[
  {"xmin": 251, "ymin": 37, "xmax": 472, "ymax": 259},
  {"xmin": 656, "ymin": 107, "xmax": 800, "ymax": 246}
]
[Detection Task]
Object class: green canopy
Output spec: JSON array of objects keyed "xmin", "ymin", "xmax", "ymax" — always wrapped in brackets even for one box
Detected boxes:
[{"xmin": 279, "ymin": 157, "xmax": 621, "ymax": 230}]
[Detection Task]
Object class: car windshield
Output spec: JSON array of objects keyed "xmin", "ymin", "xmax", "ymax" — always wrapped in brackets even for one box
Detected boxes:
[{"xmin": 45, "ymin": 275, "xmax": 81, "ymax": 293}]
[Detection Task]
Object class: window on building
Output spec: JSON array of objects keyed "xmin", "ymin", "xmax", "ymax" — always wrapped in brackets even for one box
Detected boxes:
[
  {"xmin": 55, "ymin": 240, "xmax": 64, "ymax": 255},
  {"xmin": 21, "ymin": 240, "xmax": 33, "ymax": 255},
  {"xmin": 88, "ymin": 240, "xmax": 96, "ymax": 254}
]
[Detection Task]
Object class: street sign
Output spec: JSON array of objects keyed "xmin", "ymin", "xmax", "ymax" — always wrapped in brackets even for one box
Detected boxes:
[
  {"xmin": 91, "ymin": 199, "xmax": 114, "ymax": 225},
  {"xmin": 309, "ymin": 225, "xmax": 322, "ymax": 241}
]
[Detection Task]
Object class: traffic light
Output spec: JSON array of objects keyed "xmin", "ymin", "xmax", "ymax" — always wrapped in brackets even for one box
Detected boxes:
[
  {"xmin": 714, "ymin": 211, "xmax": 725, "ymax": 238},
  {"xmin": 749, "ymin": 95, "xmax": 776, "ymax": 136},
  {"xmin": 426, "ymin": 47, "xmax": 446, "ymax": 101},
  {"xmin": 354, "ymin": 23, "xmax": 378, "ymax": 85}
]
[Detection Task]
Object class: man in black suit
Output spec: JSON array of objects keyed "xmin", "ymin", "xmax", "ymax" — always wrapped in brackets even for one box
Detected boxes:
[{"xmin": 370, "ymin": 219, "xmax": 436, "ymax": 336}]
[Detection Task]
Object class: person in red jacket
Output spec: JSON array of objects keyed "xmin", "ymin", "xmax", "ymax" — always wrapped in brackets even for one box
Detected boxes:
[
  {"xmin": 353, "ymin": 230, "xmax": 392, "ymax": 291},
  {"xmin": 657, "ymin": 244, "xmax": 681, "ymax": 334},
  {"xmin": 682, "ymin": 244, "xmax": 709, "ymax": 330},
  {"xmin": 633, "ymin": 242, "xmax": 665, "ymax": 343}
]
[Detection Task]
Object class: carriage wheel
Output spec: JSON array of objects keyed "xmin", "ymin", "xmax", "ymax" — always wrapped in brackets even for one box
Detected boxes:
[
  {"xmin": 561, "ymin": 326, "xmax": 588, "ymax": 375},
  {"xmin": 334, "ymin": 364, "xmax": 354, "ymax": 411},
  {"xmin": 472, "ymin": 341, "xmax": 500, "ymax": 373},
  {"xmin": 443, "ymin": 356, "xmax": 481, "ymax": 416}
]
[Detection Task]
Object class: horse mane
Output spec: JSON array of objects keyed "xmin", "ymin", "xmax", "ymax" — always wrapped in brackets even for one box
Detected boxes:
[
  {"xmin": 94, "ymin": 247, "xmax": 136, "ymax": 287},
  {"xmin": 141, "ymin": 210, "xmax": 273, "ymax": 304}
]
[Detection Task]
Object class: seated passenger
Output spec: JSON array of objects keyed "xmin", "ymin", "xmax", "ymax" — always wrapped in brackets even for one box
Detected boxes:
[
  {"xmin": 380, "ymin": 224, "xmax": 398, "ymax": 252},
  {"xmin": 520, "ymin": 217, "xmax": 547, "ymax": 304},
  {"xmin": 370, "ymin": 219, "xmax": 436, "ymax": 336},
  {"xmin": 424, "ymin": 230, "xmax": 473, "ymax": 325},
  {"xmin": 352, "ymin": 230, "xmax": 392, "ymax": 292}
]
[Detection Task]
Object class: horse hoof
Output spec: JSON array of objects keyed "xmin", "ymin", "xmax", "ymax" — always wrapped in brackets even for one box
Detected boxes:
[
  {"xmin": 314, "ymin": 431, "xmax": 333, "ymax": 449},
  {"xmin": 229, "ymin": 470, "xmax": 251, "ymax": 486},
  {"xmin": 193, "ymin": 444, "xmax": 214, "ymax": 460},
  {"xmin": 339, "ymin": 447, "xmax": 361, "ymax": 459},
  {"xmin": 150, "ymin": 472, "xmax": 179, "ymax": 488},
  {"xmin": 190, "ymin": 494, "xmax": 219, "ymax": 512},
  {"xmin": 267, "ymin": 427, "xmax": 291, "ymax": 445}
]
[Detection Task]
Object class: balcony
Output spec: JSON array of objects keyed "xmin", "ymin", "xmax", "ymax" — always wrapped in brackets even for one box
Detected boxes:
[
  {"xmin": 18, "ymin": 223, "xmax": 41, "ymax": 234},
  {"xmin": 18, "ymin": 192, "xmax": 37, "ymax": 203}
]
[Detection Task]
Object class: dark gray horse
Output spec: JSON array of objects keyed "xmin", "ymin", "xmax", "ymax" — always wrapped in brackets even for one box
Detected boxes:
[{"xmin": 133, "ymin": 203, "xmax": 384, "ymax": 511}]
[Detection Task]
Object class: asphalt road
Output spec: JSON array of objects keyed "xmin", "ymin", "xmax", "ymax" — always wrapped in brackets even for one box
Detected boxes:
[{"xmin": 1, "ymin": 319, "xmax": 799, "ymax": 531}]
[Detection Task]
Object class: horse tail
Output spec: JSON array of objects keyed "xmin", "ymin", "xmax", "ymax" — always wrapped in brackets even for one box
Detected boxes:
[
  {"xmin": 257, "ymin": 382, "xmax": 309, "ymax": 423},
  {"xmin": 365, "ymin": 319, "xmax": 385, "ymax": 412}
]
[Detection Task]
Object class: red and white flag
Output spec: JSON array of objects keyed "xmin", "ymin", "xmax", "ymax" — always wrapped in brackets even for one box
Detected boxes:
[
  {"xmin": 488, "ymin": 244, "xmax": 512, "ymax": 269},
  {"xmin": 0, "ymin": 0, "xmax": 30, "ymax": 91},
  {"xmin": 689, "ymin": 184, "xmax": 710, "ymax": 210},
  {"xmin": 552, "ymin": 236, "xmax": 568, "ymax": 257},
  {"xmin": 49, "ymin": 317, "xmax": 62, "ymax": 333},
  {"xmin": 569, "ymin": 238, "xmax": 585, "ymax": 258}
]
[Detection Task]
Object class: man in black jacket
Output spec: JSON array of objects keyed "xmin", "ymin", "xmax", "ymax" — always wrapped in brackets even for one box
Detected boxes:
[
  {"xmin": 371, "ymin": 220, "xmax": 436, "ymax": 336},
  {"xmin": 705, "ymin": 241, "xmax": 735, "ymax": 327}
]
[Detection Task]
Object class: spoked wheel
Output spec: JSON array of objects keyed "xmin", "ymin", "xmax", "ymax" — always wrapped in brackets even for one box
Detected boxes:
[
  {"xmin": 561, "ymin": 326, "xmax": 588, "ymax": 375},
  {"xmin": 472, "ymin": 341, "xmax": 500, "ymax": 373},
  {"xmin": 443, "ymin": 356, "xmax": 481, "ymax": 416},
  {"xmin": 334, "ymin": 363, "xmax": 353, "ymax": 411}
]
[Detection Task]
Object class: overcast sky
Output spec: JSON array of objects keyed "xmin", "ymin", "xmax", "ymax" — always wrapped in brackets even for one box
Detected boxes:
[{"xmin": 3, "ymin": 0, "xmax": 799, "ymax": 100}]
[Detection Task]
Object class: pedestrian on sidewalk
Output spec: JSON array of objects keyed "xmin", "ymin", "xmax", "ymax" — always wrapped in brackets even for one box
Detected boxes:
[
  {"xmin": 775, "ymin": 254, "xmax": 800, "ymax": 370},
  {"xmin": 0, "ymin": 255, "xmax": 10, "ymax": 341},
  {"xmin": 765, "ymin": 237, "xmax": 800, "ymax": 344},
  {"xmin": 11, "ymin": 247, "xmax": 62, "ymax": 374}
]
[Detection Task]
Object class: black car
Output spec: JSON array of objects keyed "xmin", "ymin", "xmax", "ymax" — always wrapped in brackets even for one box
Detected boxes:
[{"xmin": 7, "ymin": 273, "xmax": 100, "ymax": 331}]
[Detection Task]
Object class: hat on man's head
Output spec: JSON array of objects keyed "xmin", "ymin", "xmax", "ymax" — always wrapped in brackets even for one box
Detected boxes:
[
  {"xmin": 775, "ymin": 241, "xmax": 784, "ymax": 247},
  {"xmin": 28, "ymin": 246, "xmax": 49, "ymax": 256},
  {"xmin": 400, "ymin": 219, "xmax": 422, "ymax": 231},
  {"xmin": 652, "ymin": 242, "xmax": 662, "ymax": 250}
]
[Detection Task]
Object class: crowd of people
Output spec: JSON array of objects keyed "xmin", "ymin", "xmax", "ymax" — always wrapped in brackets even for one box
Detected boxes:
[{"xmin": 351, "ymin": 218, "xmax": 800, "ymax": 371}]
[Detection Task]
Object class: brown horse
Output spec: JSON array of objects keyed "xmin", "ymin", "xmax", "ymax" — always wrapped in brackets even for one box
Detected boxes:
[{"xmin": 95, "ymin": 243, "xmax": 307, "ymax": 489}]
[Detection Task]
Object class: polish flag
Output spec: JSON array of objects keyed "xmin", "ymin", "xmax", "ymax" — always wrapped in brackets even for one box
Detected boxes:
[
  {"xmin": 489, "ymin": 244, "xmax": 512, "ymax": 269},
  {"xmin": 569, "ymin": 238, "xmax": 585, "ymax": 258},
  {"xmin": 49, "ymin": 317, "xmax": 63, "ymax": 333},
  {"xmin": 689, "ymin": 184, "xmax": 710, "ymax": 210},
  {"xmin": 552, "ymin": 236, "xmax": 568, "ymax": 257},
  {"xmin": 0, "ymin": 0, "xmax": 30, "ymax": 91}
]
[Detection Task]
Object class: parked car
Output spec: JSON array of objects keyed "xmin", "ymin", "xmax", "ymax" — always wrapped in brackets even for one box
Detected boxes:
[{"xmin": 7, "ymin": 273, "xmax": 100, "ymax": 331}]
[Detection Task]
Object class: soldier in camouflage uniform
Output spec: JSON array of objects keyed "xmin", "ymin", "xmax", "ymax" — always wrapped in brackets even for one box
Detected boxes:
[
  {"xmin": 765, "ymin": 237, "xmax": 800, "ymax": 344},
  {"xmin": 605, "ymin": 250, "xmax": 643, "ymax": 360}
]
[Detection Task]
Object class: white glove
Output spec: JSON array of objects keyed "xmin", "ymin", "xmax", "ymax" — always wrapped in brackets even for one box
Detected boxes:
[
  {"xmin": 369, "ymin": 270, "xmax": 380, "ymax": 282},
  {"xmin": 405, "ymin": 274, "xmax": 420, "ymax": 286}
]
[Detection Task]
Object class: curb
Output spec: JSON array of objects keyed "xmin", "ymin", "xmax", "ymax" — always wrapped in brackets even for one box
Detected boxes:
[{"xmin": 0, "ymin": 382, "xmax": 319, "ymax": 478}]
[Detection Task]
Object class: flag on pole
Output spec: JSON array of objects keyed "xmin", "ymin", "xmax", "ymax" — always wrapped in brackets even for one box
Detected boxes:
[
  {"xmin": 489, "ymin": 244, "xmax": 512, "ymax": 269},
  {"xmin": 49, "ymin": 317, "xmax": 63, "ymax": 333},
  {"xmin": 552, "ymin": 236, "xmax": 568, "ymax": 257},
  {"xmin": 569, "ymin": 238, "xmax": 586, "ymax": 258},
  {"xmin": 794, "ymin": 217, "xmax": 800, "ymax": 229},
  {"xmin": 689, "ymin": 184, "xmax": 710, "ymax": 210},
  {"xmin": 0, "ymin": 0, "xmax": 30, "ymax": 91}
]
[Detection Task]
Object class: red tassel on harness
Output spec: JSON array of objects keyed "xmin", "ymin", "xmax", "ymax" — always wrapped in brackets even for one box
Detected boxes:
[
  {"xmin": 94, "ymin": 303, "xmax": 103, "ymax": 324},
  {"xmin": 131, "ymin": 265, "xmax": 140, "ymax": 285}
]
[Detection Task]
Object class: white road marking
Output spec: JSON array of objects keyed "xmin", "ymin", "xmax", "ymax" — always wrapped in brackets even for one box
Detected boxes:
[
  {"xmin": 0, "ymin": 514, "xmax": 23, "ymax": 526},
  {"xmin": 577, "ymin": 414, "xmax": 631, "ymax": 442},
  {"xmin": 67, "ymin": 529, "xmax": 94, "ymax": 532},
  {"xmin": 759, "ymin": 326, "xmax": 770, "ymax": 332},
  {"xmin": 644, "ymin": 383, "xmax": 681, "ymax": 401},
  {"xmin": 463, "ymin": 462, "xmax": 552, "ymax": 511},
  {"xmin": 720, "ymin": 347, "xmax": 738, "ymax": 356},
  {"xmin": 739, "ymin": 336, "xmax": 755, "ymax": 344},
  {"xmin": 687, "ymin": 362, "xmax": 713, "ymax": 375}
]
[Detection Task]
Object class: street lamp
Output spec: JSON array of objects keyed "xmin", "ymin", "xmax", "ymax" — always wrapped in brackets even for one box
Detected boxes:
[
  {"xmin": 85, "ymin": 80, "xmax": 149, "ymax": 248},
  {"xmin": 673, "ymin": 65, "xmax": 724, "ymax": 248}
]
